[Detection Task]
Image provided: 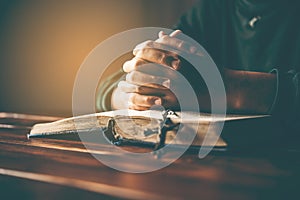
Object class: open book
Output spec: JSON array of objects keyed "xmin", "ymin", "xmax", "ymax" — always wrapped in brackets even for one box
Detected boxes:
[{"xmin": 28, "ymin": 109, "xmax": 273, "ymax": 148}]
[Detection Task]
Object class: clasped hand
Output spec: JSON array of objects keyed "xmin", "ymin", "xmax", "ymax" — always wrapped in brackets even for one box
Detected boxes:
[{"xmin": 111, "ymin": 30, "xmax": 207, "ymax": 111}]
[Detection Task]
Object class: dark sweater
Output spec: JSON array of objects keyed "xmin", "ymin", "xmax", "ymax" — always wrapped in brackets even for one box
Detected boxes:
[
  {"xmin": 174, "ymin": 0, "xmax": 300, "ymax": 133},
  {"xmin": 97, "ymin": 0, "xmax": 300, "ymax": 134}
]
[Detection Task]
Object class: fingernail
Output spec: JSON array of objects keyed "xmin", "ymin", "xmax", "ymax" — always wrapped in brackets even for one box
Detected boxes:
[
  {"xmin": 158, "ymin": 31, "xmax": 165, "ymax": 38},
  {"xmin": 169, "ymin": 30, "xmax": 182, "ymax": 37},
  {"xmin": 154, "ymin": 98, "xmax": 162, "ymax": 105}
]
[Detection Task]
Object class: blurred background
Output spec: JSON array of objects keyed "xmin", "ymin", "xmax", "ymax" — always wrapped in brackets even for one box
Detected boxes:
[{"xmin": 0, "ymin": 0, "xmax": 196, "ymax": 117}]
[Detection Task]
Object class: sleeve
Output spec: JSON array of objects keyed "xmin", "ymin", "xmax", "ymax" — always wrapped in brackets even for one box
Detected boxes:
[
  {"xmin": 269, "ymin": 68, "xmax": 300, "ymax": 145},
  {"xmin": 173, "ymin": 2, "xmax": 203, "ymax": 41},
  {"xmin": 173, "ymin": 0, "xmax": 227, "ymax": 68},
  {"xmin": 173, "ymin": 0, "xmax": 212, "ymax": 43}
]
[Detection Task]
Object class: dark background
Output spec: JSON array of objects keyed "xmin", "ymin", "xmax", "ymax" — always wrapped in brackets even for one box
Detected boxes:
[{"xmin": 0, "ymin": 0, "xmax": 196, "ymax": 116}]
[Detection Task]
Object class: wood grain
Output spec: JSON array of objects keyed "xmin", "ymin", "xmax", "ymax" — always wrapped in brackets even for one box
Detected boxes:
[{"xmin": 0, "ymin": 113, "xmax": 299, "ymax": 200}]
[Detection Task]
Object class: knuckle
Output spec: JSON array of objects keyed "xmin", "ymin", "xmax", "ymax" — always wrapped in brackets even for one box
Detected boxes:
[
  {"xmin": 144, "ymin": 96, "xmax": 154, "ymax": 104},
  {"xmin": 144, "ymin": 40, "xmax": 154, "ymax": 48},
  {"xmin": 128, "ymin": 93, "xmax": 136, "ymax": 104},
  {"xmin": 122, "ymin": 60, "xmax": 132, "ymax": 72},
  {"xmin": 135, "ymin": 86, "xmax": 143, "ymax": 93},
  {"xmin": 178, "ymin": 41, "xmax": 184, "ymax": 49},
  {"xmin": 132, "ymin": 58, "xmax": 144, "ymax": 68},
  {"xmin": 159, "ymin": 35, "xmax": 169, "ymax": 44},
  {"xmin": 161, "ymin": 35, "xmax": 168, "ymax": 40},
  {"xmin": 158, "ymin": 53, "xmax": 166, "ymax": 63},
  {"xmin": 144, "ymin": 96, "xmax": 150, "ymax": 104},
  {"xmin": 136, "ymin": 40, "xmax": 153, "ymax": 51},
  {"xmin": 125, "ymin": 71, "xmax": 135, "ymax": 82},
  {"xmin": 134, "ymin": 40, "xmax": 153, "ymax": 55},
  {"xmin": 128, "ymin": 103, "xmax": 135, "ymax": 110},
  {"xmin": 135, "ymin": 58, "xmax": 146, "ymax": 66},
  {"xmin": 117, "ymin": 81, "xmax": 125, "ymax": 88},
  {"xmin": 189, "ymin": 46, "xmax": 197, "ymax": 54}
]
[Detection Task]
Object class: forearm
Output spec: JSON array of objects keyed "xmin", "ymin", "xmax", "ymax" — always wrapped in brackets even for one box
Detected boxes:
[{"xmin": 223, "ymin": 68, "xmax": 277, "ymax": 114}]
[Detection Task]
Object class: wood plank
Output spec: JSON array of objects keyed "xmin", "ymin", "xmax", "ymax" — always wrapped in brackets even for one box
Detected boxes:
[{"xmin": 0, "ymin": 113, "xmax": 299, "ymax": 199}]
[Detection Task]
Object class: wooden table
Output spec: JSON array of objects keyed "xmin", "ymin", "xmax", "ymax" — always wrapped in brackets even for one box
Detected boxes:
[{"xmin": 0, "ymin": 112, "xmax": 299, "ymax": 200}]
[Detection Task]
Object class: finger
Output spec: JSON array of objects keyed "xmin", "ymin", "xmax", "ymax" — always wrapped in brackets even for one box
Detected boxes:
[
  {"xmin": 135, "ymin": 85, "xmax": 169, "ymax": 96},
  {"xmin": 118, "ymin": 81, "xmax": 167, "ymax": 95},
  {"xmin": 122, "ymin": 56, "xmax": 180, "ymax": 83},
  {"xmin": 156, "ymin": 35, "xmax": 199, "ymax": 55},
  {"xmin": 158, "ymin": 31, "xmax": 204, "ymax": 57},
  {"xmin": 133, "ymin": 40, "xmax": 182, "ymax": 70},
  {"xmin": 169, "ymin": 30, "xmax": 182, "ymax": 37},
  {"xmin": 135, "ymin": 48, "xmax": 180, "ymax": 70},
  {"xmin": 158, "ymin": 30, "xmax": 181, "ymax": 38},
  {"xmin": 133, "ymin": 40, "xmax": 179, "ymax": 56},
  {"xmin": 128, "ymin": 104, "xmax": 149, "ymax": 111},
  {"xmin": 129, "ymin": 93, "xmax": 162, "ymax": 107},
  {"xmin": 123, "ymin": 57, "xmax": 148, "ymax": 73},
  {"xmin": 158, "ymin": 30, "xmax": 166, "ymax": 38},
  {"xmin": 129, "ymin": 88, "xmax": 179, "ymax": 110},
  {"xmin": 117, "ymin": 81, "xmax": 139, "ymax": 93},
  {"xmin": 119, "ymin": 80, "xmax": 166, "ymax": 93},
  {"xmin": 126, "ymin": 70, "xmax": 171, "ymax": 88}
]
